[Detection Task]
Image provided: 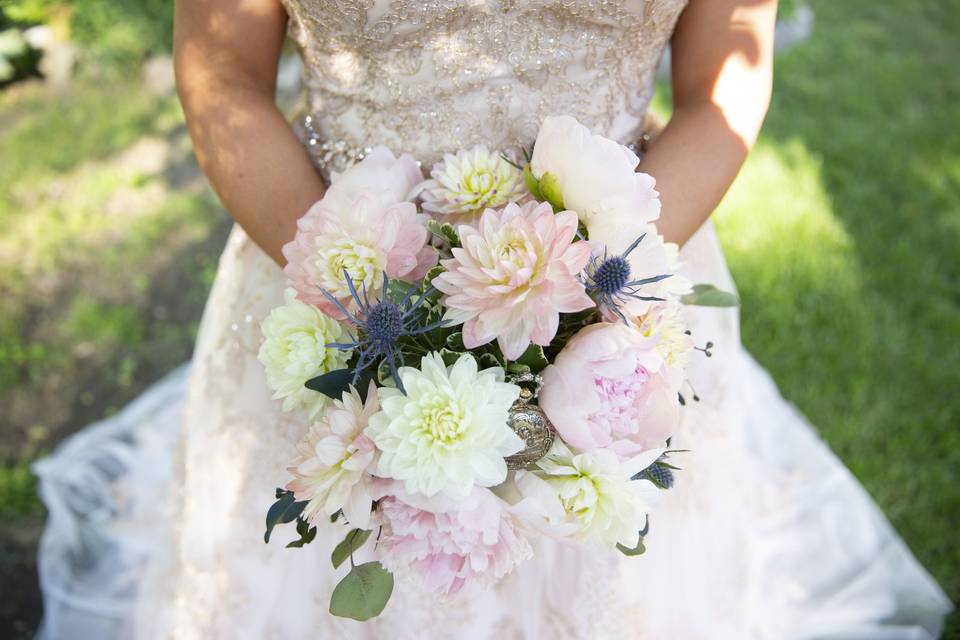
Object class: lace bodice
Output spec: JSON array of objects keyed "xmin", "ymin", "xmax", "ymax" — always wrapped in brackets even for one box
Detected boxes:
[{"xmin": 282, "ymin": 0, "xmax": 688, "ymax": 169}]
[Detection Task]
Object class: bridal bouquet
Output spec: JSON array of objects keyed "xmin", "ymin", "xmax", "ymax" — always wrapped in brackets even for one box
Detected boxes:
[{"xmin": 259, "ymin": 116, "xmax": 735, "ymax": 620}]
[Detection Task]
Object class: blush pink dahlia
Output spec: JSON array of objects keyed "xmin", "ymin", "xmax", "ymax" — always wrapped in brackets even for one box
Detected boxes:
[
  {"xmin": 372, "ymin": 482, "xmax": 532, "ymax": 597},
  {"xmin": 432, "ymin": 201, "xmax": 594, "ymax": 360},
  {"xmin": 539, "ymin": 322, "xmax": 680, "ymax": 459},
  {"xmin": 282, "ymin": 194, "xmax": 437, "ymax": 320}
]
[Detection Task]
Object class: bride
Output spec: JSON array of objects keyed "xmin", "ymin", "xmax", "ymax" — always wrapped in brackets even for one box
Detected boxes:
[{"xmin": 34, "ymin": 0, "xmax": 952, "ymax": 638}]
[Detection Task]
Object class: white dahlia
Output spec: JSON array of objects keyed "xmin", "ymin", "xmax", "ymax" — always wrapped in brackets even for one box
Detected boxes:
[
  {"xmin": 257, "ymin": 289, "xmax": 351, "ymax": 418},
  {"xmin": 366, "ymin": 352, "xmax": 523, "ymax": 498},
  {"xmin": 514, "ymin": 440, "xmax": 660, "ymax": 549},
  {"xmin": 286, "ymin": 383, "xmax": 379, "ymax": 529},
  {"xmin": 418, "ymin": 146, "xmax": 527, "ymax": 222}
]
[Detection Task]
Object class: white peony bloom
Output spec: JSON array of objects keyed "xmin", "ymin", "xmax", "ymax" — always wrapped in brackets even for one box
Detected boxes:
[
  {"xmin": 418, "ymin": 145, "xmax": 527, "ymax": 221},
  {"xmin": 530, "ymin": 115, "xmax": 661, "ymax": 230},
  {"xmin": 257, "ymin": 289, "xmax": 351, "ymax": 418},
  {"xmin": 513, "ymin": 440, "xmax": 660, "ymax": 549},
  {"xmin": 366, "ymin": 352, "xmax": 524, "ymax": 499},
  {"xmin": 286, "ymin": 382, "xmax": 379, "ymax": 530}
]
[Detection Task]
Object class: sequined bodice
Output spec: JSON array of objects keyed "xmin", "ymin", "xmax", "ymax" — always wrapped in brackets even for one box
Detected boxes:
[{"xmin": 282, "ymin": 0, "xmax": 688, "ymax": 169}]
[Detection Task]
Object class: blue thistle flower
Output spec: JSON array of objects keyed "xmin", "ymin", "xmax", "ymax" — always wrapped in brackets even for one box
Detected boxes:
[
  {"xmin": 583, "ymin": 233, "xmax": 673, "ymax": 324},
  {"xmin": 319, "ymin": 270, "xmax": 446, "ymax": 394}
]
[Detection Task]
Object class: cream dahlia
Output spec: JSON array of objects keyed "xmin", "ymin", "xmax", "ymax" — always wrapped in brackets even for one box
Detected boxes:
[
  {"xmin": 432, "ymin": 201, "xmax": 594, "ymax": 360},
  {"xmin": 418, "ymin": 146, "xmax": 527, "ymax": 222},
  {"xmin": 514, "ymin": 440, "xmax": 660, "ymax": 549},
  {"xmin": 286, "ymin": 383, "xmax": 379, "ymax": 529},
  {"xmin": 257, "ymin": 289, "xmax": 351, "ymax": 418},
  {"xmin": 366, "ymin": 352, "xmax": 523, "ymax": 498}
]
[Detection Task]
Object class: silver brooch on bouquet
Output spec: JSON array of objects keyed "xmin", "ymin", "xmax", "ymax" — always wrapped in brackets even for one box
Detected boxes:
[{"xmin": 505, "ymin": 373, "xmax": 556, "ymax": 470}]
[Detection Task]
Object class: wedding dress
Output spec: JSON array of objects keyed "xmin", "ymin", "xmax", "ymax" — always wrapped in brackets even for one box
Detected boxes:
[{"xmin": 33, "ymin": 1, "xmax": 952, "ymax": 638}]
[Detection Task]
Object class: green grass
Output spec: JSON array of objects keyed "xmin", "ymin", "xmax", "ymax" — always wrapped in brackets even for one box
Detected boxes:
[
  {"xmin": 711, "ymin": 0, "xmax": 960, "ymax": 630},
  {"xmin": 0, "ymin": 78, "xmax": 229, "ymax": 514}
]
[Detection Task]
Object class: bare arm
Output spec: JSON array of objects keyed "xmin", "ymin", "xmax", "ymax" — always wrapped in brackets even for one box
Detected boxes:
[
  {"xmin": 639, "ymin": 0, "xmax": 778, "ymax": 246},
  {"xmin": 174, "ymin": 0, "xmax": 325, "ymax": 265}
]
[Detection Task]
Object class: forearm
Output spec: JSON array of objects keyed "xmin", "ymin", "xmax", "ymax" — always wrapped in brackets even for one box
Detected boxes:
[
  {"xmin": 173, "ymin": 0, "xmax": 323, "ymax": 266},
  {"xmin": 179, "ymin": 79, "xmax": 325, "ymax": 265},
  {"xmin": 638, "ymin": 102, "xmax": 751, "ymax": 246},
  {"xmin": 641, "ymin": 0, "xmax": 777, "ymax": 247}
]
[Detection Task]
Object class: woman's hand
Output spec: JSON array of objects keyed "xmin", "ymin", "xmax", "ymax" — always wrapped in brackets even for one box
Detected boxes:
[
  {"xmin": 639, "ymin": 0, "xmax": 778, "ymax": 246},
  {"xmin": 174, "ymin": 0, "xmax": 326, "ymax": 265}
]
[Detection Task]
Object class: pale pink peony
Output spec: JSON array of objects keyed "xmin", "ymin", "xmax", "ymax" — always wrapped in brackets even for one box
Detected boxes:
[
  {"xmin": 432, "ymin": 201, "xmax": 594, "ymax": 360},
  {"xmin": 282, "ymin": 194, "xmax": 437, "ymax": 320},
  {"xmin": 539, "ymin": 322, "xmax": 680, "ymax": 459},
  {"xmin": 371, "ymin": 481, "xmax": 532, "ymax": 597}
]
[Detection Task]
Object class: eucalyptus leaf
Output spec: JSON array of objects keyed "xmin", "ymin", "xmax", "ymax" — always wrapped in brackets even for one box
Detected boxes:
[
  {"xmin": 329, "ymin": 562, "xmax": 394, "ymax": 621},
  {"xmin": 264, "ymin": 490, "xmax": 307, "ymax": 543},
  {"xmin": 286, "ymin": 516, "xmax": 318, "ymax": 548},
  {"xmin": 681, "ymin": 284, "xmax": 740, "ymax": 308},
  {"xmin": 331, "ymin": 528, "xmax": 373, "ymax": 569}
]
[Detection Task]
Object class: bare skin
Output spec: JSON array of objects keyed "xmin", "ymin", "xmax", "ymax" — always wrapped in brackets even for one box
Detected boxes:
[
  {"xmin": 643, "ymin": 0, "xmax": 778, "ymax": 244},
  {"xmin": 173, "ymin": 0, "xmax": 777, "ymax": 264}
]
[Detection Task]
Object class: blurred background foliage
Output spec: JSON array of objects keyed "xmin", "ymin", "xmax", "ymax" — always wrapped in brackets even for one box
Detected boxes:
[{"xmin": 0, "ymin": 0, "xmax": 957, "ymax": 638}]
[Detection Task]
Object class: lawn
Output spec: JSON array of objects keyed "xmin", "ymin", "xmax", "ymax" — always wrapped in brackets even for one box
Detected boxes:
[{"xmin": 0, "ymin": 0, "xmax": 957, "ymax": 637}]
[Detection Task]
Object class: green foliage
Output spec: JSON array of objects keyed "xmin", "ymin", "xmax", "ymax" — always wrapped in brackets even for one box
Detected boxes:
[
  {"xmin": 0, "ymin": 460, "xmax": 41, "ymax": 517},
  {"xmin": 263, "ymin": 489, "xmax": 307, "ymax": 544},
  {"xmin": 681, "ymin": 284, "xmax": 740, "ymax": 308},
  {"xmin": 331, "ymin": 528, "xmax": 372, "ymax": 568},
  {"xmin": 425, "ymin": 219, "xmax": 460, "ymax": 247},
  {"xmin": 285, "ymin": 517, "xmax": 317, "ymax": 549},
  {"xmin": 329, "ymin": 562, "xmax": 394, "ymax": 621}
]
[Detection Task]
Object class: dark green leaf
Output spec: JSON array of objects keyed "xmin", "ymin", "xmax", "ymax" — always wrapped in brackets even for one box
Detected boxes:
[
  {"xmin": 286, "ymin": 516, "xmax": 318, "ymax": 548},
  {"xmin": 506, "ymin": 362, "xmax": 531, "ymax": 374},
  {"xmin": 681, "ymin": 284, "xmax": 740, "ymax": 308},
  {"xmin": 264, "ymin": 490, "xmax": 307, "ymax": 543},
  {"xmin": 331, "ymin": 528, "xmax": 373, "ymax": 569},
  {"xmin": 439, "ymin": 348, "xmax": 463, "ymax": 367},
  {"xmin": 445, "ymin": 332, "xmax": 465, "ymax": 351},
  {"xmin": 477, "ymin": 352, "xmax": 501, "ymax": 370},
  {"xmin": 514, "ymin": 343, "xmax": 549, "ymax": 373},
  {"xmin": 305, "ymin": 368, "xmax": 354, "ymax": 399},
  {"xmin": 329, "ymin": 562, "xmax": 394, "ymax": 621}
]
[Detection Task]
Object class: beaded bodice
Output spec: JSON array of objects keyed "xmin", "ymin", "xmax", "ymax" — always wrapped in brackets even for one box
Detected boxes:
[{"xmin": 282, "ymin": 0, "xmax": 688, "ymax": 170}]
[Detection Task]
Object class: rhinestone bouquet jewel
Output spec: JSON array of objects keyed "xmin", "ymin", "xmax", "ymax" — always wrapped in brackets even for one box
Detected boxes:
[{"xmin": 259, "ymin": 115, "xmax": 737, "ymax": 620}]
